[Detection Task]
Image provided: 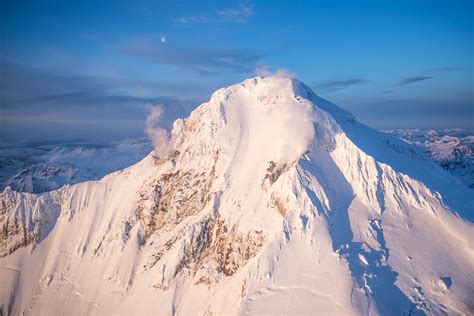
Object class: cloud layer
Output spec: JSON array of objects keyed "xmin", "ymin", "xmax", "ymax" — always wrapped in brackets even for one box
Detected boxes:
[
  {"xmin": 174, "ymin": 2, "xmax": 254, "ymax": 25},
  {"xmin": 394, "ymin": 67, "xmax": 462, "ymax": 87},
  {"xmin": 314, "ymin": 78, "xmax": 368, "ymax": 92},
  {"xmin": 120, "ymin": 38, "xmax": 263, "ymax": 75},
  {"xmin": 0, "ymin": 58, "xmax": 202, "ymax": 140},
  {"xmin": 395, "ymin": 75, "xmax": 432, "ymax": 86}
]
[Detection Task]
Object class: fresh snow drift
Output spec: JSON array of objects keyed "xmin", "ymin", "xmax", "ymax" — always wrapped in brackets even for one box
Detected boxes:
[{"xmin": 1, "ymin": 75, "xmax": 473, "ymax": 315}]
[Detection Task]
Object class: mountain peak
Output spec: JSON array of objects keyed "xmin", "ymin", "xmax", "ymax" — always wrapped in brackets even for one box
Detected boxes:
[
  {"xmin": 174, "ymin": 75, "xmax": 324, "ymax": 193},
  {"xmin": 210, "ymin": 74, "xmax": 311, "ymax": 105},
  {"xmin": 1, "ymin": 76, "xmax": 473, "ymax": 315}
]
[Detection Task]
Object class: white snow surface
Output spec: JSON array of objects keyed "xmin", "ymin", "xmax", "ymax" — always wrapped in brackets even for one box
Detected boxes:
[{"xmin": 1, "ymin": 75, "xmax": 473, "ymax": 315}]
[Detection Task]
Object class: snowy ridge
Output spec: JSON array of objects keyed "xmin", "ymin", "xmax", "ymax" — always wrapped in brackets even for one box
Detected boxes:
[{"xmin": 1, "ymin": 75, "xmax": 473, "ymax": 315}]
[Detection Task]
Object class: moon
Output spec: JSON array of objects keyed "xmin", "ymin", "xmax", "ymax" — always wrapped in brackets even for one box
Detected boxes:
[{"xmin": 161, "ymin": 36, "xmax": 166, "ymax": 43}]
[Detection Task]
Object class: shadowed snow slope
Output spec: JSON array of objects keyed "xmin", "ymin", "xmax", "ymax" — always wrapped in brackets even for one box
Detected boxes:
[{"xmin": 1, "ymin": 76, "xmax": 473, "ymax": 315}]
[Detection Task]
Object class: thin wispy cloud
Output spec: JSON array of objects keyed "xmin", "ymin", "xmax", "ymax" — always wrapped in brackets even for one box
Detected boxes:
[
  {"xmin": 218, "ymin": 2, "xmax": 254, "ymax": 22},
  {"xmin": 395, "ymin": 75, "xmax": 433, "ymax": 86},
  {"xmin": 254, "ymin": 65, "xmax": 295, "ymax": 78},
  {"xmin": 0, "ymin": 58, "xmax": 203, "ymax": 101},
  {"xmin": 174, "ymin": 2, "xmax": 254, "ymax": 25},
  {"xmin": 120, "ymin": 38, "xmax": 263, "ymax": 75},
  {"xmin": 0, "ymin": 58, "xmax": 202, "ymax": 129},
  {"xmin": 3, "ymin": 90, "xmax": 198, "ymax": 128},
  {"xmin": 394, "ymin": 66, "xmax": 462, "ymax": 87},
  {"xmin": 314, "ymin": 78, "xmax": 368, "ymax": 92},
  {"xmin": 174, "ymin": 16, "xmax": 209, "ymax": 25}
]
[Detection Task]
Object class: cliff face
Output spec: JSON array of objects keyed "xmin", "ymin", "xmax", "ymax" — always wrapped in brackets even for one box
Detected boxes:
[{"xmin": 1, "ymin": 76, "xmax": 473, "ymax": 315}]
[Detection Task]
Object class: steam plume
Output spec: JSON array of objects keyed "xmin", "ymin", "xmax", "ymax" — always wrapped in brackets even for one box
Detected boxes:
[
  {"xmin": 144, "ymin": 104, "xmax": 172, "ymax": 157},
  {"xmin": 255, "ymin": 65, "xmax": 295, "ymax": 79}
]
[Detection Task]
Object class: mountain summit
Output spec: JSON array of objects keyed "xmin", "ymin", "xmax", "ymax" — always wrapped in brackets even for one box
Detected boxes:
[{"xmin": 1, "ymin": 75, "xmax": 473, "ymax": 315}]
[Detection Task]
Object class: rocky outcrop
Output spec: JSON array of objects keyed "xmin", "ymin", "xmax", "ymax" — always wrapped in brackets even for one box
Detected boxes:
[
  {"xmin": 137, "ymin": 151, "xmax": 219, "ymax": 243},
  {"xmin": 175, "ymin": 215, "xmax": 264, "ymax": 279},
  {"xmin": 0, "ymin": 188, "xmax": 61, "ymax": 257}
]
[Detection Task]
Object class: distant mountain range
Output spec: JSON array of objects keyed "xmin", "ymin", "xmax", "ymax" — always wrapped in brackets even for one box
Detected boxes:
[
  {"xmin": 0, "ymin": 138, "xmax": 152, "ymax": 193},
  {"xmin": 385, "ymin": 129, "xmax": 473, "ymax": 189}
]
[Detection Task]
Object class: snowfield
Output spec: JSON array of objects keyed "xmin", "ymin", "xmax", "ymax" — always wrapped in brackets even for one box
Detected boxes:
[{"xmin": 1, "ymin": 75, "xmax": 473, "ymax": 315}]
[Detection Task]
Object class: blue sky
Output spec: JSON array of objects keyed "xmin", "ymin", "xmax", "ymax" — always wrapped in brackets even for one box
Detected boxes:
[{"xmin": 1, "ymin": 0, "xmax": 472, "ymax": 141}]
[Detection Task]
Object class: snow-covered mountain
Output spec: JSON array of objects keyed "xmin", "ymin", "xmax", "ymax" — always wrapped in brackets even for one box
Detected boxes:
[
  {"xmin": 1, "ymin": 75, "xmax": 473, "ymax": 315},
  {"xmin": 385, "ymin": 129, "xmax": 474, "ymax": 189},
  {"xmin": 0, "ymin": 138, "xmax": 152, "ymax": 193}
]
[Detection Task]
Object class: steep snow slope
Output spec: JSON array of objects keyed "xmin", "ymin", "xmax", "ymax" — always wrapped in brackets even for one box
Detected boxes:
[{"xmin": 1, "ymin": 76, "xmax": 473, "ymax": 315}]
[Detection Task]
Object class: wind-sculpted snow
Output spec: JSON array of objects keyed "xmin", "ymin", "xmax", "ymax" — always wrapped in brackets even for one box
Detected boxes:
[{"xmin": 1, "ymin": 76, "xmax": 473, "ymax": 315}]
